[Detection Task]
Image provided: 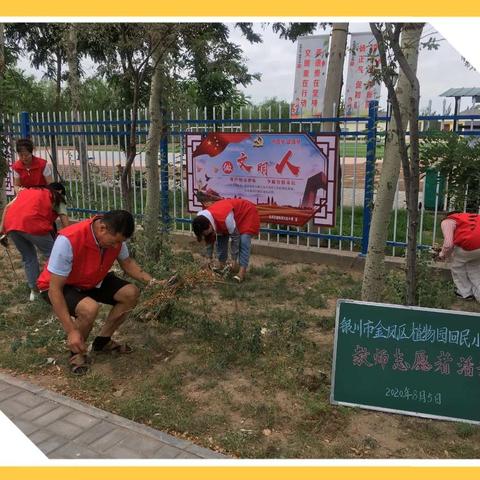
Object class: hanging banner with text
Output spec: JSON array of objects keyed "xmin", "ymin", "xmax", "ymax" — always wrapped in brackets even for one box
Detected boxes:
[
  {"xmin": 332, "ymin": 299, "xmax": 480, "ymax": 424},
  {"xmin": 5, "ymin": 135, "xmax": 14, "ymax": 196},
  {"xmin": 291, "ymin": 35, "xmax": 330, "ymax": 118},
  {"xmin": 186, "ymin": 132, "xmax": 338, "ymax": 227},
  {"xmin": 344, "ymin": 32, "xmax": 381, "ymax": 117}
]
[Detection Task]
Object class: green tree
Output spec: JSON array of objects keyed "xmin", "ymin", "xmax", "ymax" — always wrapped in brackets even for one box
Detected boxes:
[
  {"xmin": 421, "ymin": 131, "xmax": 480, "ymax": 212},
  {"xmin": 6, "ymin": 24, "xmax": 68, "ymax": 110},
  {"xmin": 362, "ymin": 23, "xmax": 425, "ymax": 306},
  {"xmin": 181, "ymin": 23, "xmax": 260, "ymax": 119}
]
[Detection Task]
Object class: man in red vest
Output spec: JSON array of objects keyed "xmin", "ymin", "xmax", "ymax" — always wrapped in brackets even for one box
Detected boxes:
[
  {"xmin": 0, "ymin": 184, "xmax": 69, "ymax": 301},
  {"xmin": 192, "ymin": 198, "xmax": 260, "ymax": 283},
  {"xmin": 439, "ymin": 212, "xmax": 480, "ymax": 301},
  {"xmin": 12, "ymin": 138, "xmax": 53, "ymax": 192},
  {"xmin": 37, "ymin": 210, "xmax": 156, "ymax": 375}
]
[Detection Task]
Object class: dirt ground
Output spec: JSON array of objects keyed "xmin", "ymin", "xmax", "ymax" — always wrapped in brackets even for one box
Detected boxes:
[{"xmin": 1, "ymin": 243, "xmax": 480, "ymax": 459}]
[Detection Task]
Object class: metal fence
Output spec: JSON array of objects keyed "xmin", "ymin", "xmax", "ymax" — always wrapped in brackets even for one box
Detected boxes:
[{"xmin": 3, "ymin": 103, "xmax": 480, "ymax": 257}]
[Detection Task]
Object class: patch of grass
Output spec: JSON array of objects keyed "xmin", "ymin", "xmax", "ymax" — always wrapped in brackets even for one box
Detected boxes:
[
  {"xmin": 302, "ymin": 288, "xmax": 327, "ymax": 309},
  {"xmin": 220, "ymin": 430, "xmax": 263, "ymax": 458},
  {"xmin": 383, "ymin": 255, "xmax": 455, "ymax": 309},
  {"xmin": 241, "ymin": 401, "xmax": 283, "ymax": 430},
  {"xmin": 294, "ymin": 272, "xmax": 308, "ymax": 284},
  {"xmin": 314, "ymin": 314, "xmax": 336, "ymax": 330},
  {"xmin": 0, "ymin": 348, "xmax": 47, "ymax": 372},
  {"xmin": 302, "ymin": 392, "xmax": 333, "ymax": 420},
  {"xmin": 249, "ymin": 262, "xmax": 280, "ymax": 279},
  {"xmin": 219, "ymin": 283, "xmax": 249, "ymax": 301},
  {"xmin": 114, "ymin": 368, "xmax": 227, "ymax": 436},
  {"xmin": 75, "ymin": 373, "xmax": 114, "ymax": 394},
  {"xmin": 456, "ymin": 423, "xmax": 478, "ymax": 439},
  {"xmin": 448, "ymin": 443, "xmax": 479, "ymax": 458}
]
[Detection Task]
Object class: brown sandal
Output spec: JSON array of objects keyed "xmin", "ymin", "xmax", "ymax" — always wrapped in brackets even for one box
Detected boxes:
[
  {"xmin": 95, "ymin": 339, "xmax": 133, "ymax": 355},
  {"xmin": 69, "ymin": 353, "xmax": 91, "ymax": 376}
]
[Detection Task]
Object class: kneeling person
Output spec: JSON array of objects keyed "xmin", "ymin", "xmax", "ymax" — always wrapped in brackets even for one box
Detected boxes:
[{"xmin": 37, "ymin": 210, "xmax": 154, "ymax": 374}]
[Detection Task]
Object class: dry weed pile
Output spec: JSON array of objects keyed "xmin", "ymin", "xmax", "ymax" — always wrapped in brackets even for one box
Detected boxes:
[{"xmin": 132, "ymin": 267, "xmax": 219, "ymax": 321}]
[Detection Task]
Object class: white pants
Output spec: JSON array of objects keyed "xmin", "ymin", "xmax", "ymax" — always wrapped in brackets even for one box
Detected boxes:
[{"xmin": 450, "ymin": 246, "xmax": 480, "ymax": 300}]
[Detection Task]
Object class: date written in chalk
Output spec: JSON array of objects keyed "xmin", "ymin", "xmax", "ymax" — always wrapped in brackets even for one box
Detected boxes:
[{"xmin": 385, "ymin": 387, "xmax": 442, "ymax": 405}]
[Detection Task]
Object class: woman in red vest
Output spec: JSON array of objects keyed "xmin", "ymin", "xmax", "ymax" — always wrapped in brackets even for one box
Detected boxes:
[
  {"xmin": 12, "ymin": 138, "xmax": 53, "ymax": 192},
  {"xmin": 0, "ymin": 184, "xmax": 68, "ymax": 301},
  {"xmin": 439, "ymin": 212, "xmax": 480, "ymax": 301},
  {"xmin": 192, "ymin": 198, "xmax": 260, "ymax": 283}
]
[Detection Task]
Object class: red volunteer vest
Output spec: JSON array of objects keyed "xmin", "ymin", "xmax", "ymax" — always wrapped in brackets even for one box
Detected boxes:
[
  {"xmin": 207, "ymin": 199, "xmax": 260, "ymax": 235},
  {"xmin": 448, "ymin": 213, "xmax": 480, "ymax": 251},
  {"xmin": 37, "ymin": 217, "xmax": 122, "ymax": 291},
  {"xmin": 3, "ymin": 188, "xmax": 55, "ymax": 236},
  {"xmin": 12, "ymin": 156, "xmax": 48, "ymax": 188}
]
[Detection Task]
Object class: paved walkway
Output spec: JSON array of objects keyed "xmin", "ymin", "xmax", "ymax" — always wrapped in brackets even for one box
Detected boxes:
[{"xmin": 0, "ymin": 372, "xmax": 227, "ymax": 459}]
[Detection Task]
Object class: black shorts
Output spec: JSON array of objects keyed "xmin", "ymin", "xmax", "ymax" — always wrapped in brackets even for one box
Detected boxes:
[{"xmin": 41, "ymin": 272, "xmax": 131, "ymax": 316}]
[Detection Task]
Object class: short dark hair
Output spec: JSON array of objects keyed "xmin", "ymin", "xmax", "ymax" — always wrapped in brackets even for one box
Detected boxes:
[
  {"xmin": 16, "ymin": 138, "xmax": 34, "ymax": 153},
  {"xmin": 44, "ymin": 182, "xmax": 66, "ymax": 209},
  {"xmin": 101, "ymin": 210, "xmax": 135, "ymax": 238},
  {"xmin": 48, "ymin": 182, "xmax": 66, "ymax": 196},
  {"xmin": 192, "ymin": 215, "xmax": 211, "ymax": 242}
]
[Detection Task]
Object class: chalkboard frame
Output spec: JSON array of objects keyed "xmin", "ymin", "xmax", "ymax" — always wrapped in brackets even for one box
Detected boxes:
[{"xmin": 330, "ymin": 299, "xmax": 480, "ymax": 425}]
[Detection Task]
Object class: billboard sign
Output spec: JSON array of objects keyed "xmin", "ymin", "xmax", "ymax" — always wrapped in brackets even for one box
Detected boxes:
[
  {"xmin": 332, "ymin": 299, "xmax": 480, "ymax": 424},
  {"xmin": 345, "ymin": 32, "xmax": 381, "ymax": 117},
  {"xmin": 291, "ymin": 35, "xmax": 330, "ymax": 118},
  {"xmin": 186, "ymin": 132, "xmax": 338, "ymax": 227},
  {"xmin": 5, "ymin": 136, "xmax": 14, "ymax": 196}
]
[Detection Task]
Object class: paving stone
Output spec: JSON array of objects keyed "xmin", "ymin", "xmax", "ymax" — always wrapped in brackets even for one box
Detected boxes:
[
  {"xmin": 0, "ymin": 386, "xmax": 22, "ymax": 402},
  {"xmin": 152, "ymin": 443, "xmax": 186, "ymax": 458},
  {"xmin": 103, "ymin": 444, "xmax": 145, "ymax": 459},
  {"xmin": 0, "ymin": 397, "xmax": 32, "ymax": 417},
  {"xmin": 49, "ymin": 442, "xmax": 108, "ymax": 459},
  {"xmin": 117, "ymin": 432, "xmax": 167, "ymax": 456},
  {"xmin": 175, "ymin": 451, "xmax": 202, "ymax": 459},
  {"xmin": 0, "ymin": 381, "xmax": 12, "ymax": 392},
  {"xmin": 72, "ymin": 421, "xmax": 115, "ymax": 445},
  {"xmin": 88, "ymin": 427, "xmax": 131, "ymax": 453},
  {"xmin": 20, "ymin": 401, "xmax": 58, "ymax": 421},
  {"xmin": 98, "ymin": 412, "xmax": 191, "ymax": 448},
  {"xmin": 37, "ymin": 435, "xmax": 69, "ymax": 455},
  {"xmin": 0, "ymin": 373, "xmax": 44, "ymax": 393},
  {"xmin": 63, "ymin": 411, "xmax": 100, "ymax": 429},
  {"xmin": 31, "ymin": 405, "xmax": 71, "ymax": 427},
  {"xmin": 14, "ymin": 390, "xmax": 43, "ymax": 408},
  {"xmin": 40, "ymin": 390, "xmax": 109, "ymax": 419},
  {"xmin": 29, "ymin": 430, "xmax": 52, "ymax": 444},
  {"xmin": 45, "ymin": 419, "xmax": 84, "ymax": 439},
  {"xmin": 1, "ymin": 372, "xmax": 228, "ymax": 460},
  {"xmin": 13, "ymin": 419, "xmax": 39, "ymax": 436},
  {"xmin": 184, "ymin": 443, "xmax": 227, "ymax": 458}
]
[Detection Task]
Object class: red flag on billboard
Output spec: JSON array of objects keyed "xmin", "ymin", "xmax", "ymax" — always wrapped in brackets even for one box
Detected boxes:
[{"xmin": 193, "ymin": 133, "xmax": 251, "ymax": 158}]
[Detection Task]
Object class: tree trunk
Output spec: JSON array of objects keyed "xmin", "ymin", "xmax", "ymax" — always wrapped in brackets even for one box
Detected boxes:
[
  {"xmin": 0, "ymin": 23, "xmax": 5, "ymax": 76},
  {"xmin": 65, "ymin": 24, "xmax": 89, "ymax": 195},
  {"xmin": 400, "ymin": 25, "xmax": 423, "ymax": 305},
  {"xmin": 323, "ymin": 23, "xmax": 348, "ymax": 133},
  {"xmin": 144, "ymin": 35, "xmax": 165, "ymax": 260},
  {"xmin": 55, "ymin": 48, "xmax": 62, "ymax": 111},
  {"xmin": 121, "ymin": 86, "xmax": 139, "ymax": 213},
  {"xmin": 362, "ymin": 24, "xmax": 423, "ymax": 303}
]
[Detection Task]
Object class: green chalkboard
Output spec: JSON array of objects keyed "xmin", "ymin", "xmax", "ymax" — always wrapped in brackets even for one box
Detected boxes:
[{"xmin": 331, "ymin": 299, "xmax": 480, "ymax": 424}]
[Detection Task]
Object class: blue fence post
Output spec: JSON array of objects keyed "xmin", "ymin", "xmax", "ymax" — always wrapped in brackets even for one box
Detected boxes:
[
  {"xmin": 20, "ymin": 111, "xmax": 31, "ymax": 138},
  {"xmin": 160, "ymin": 132, "xmax": 170, "ymax": 230},
  {"xmin": 361, "ymin": 100, "xmax": 378, "ymax": 256}
]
